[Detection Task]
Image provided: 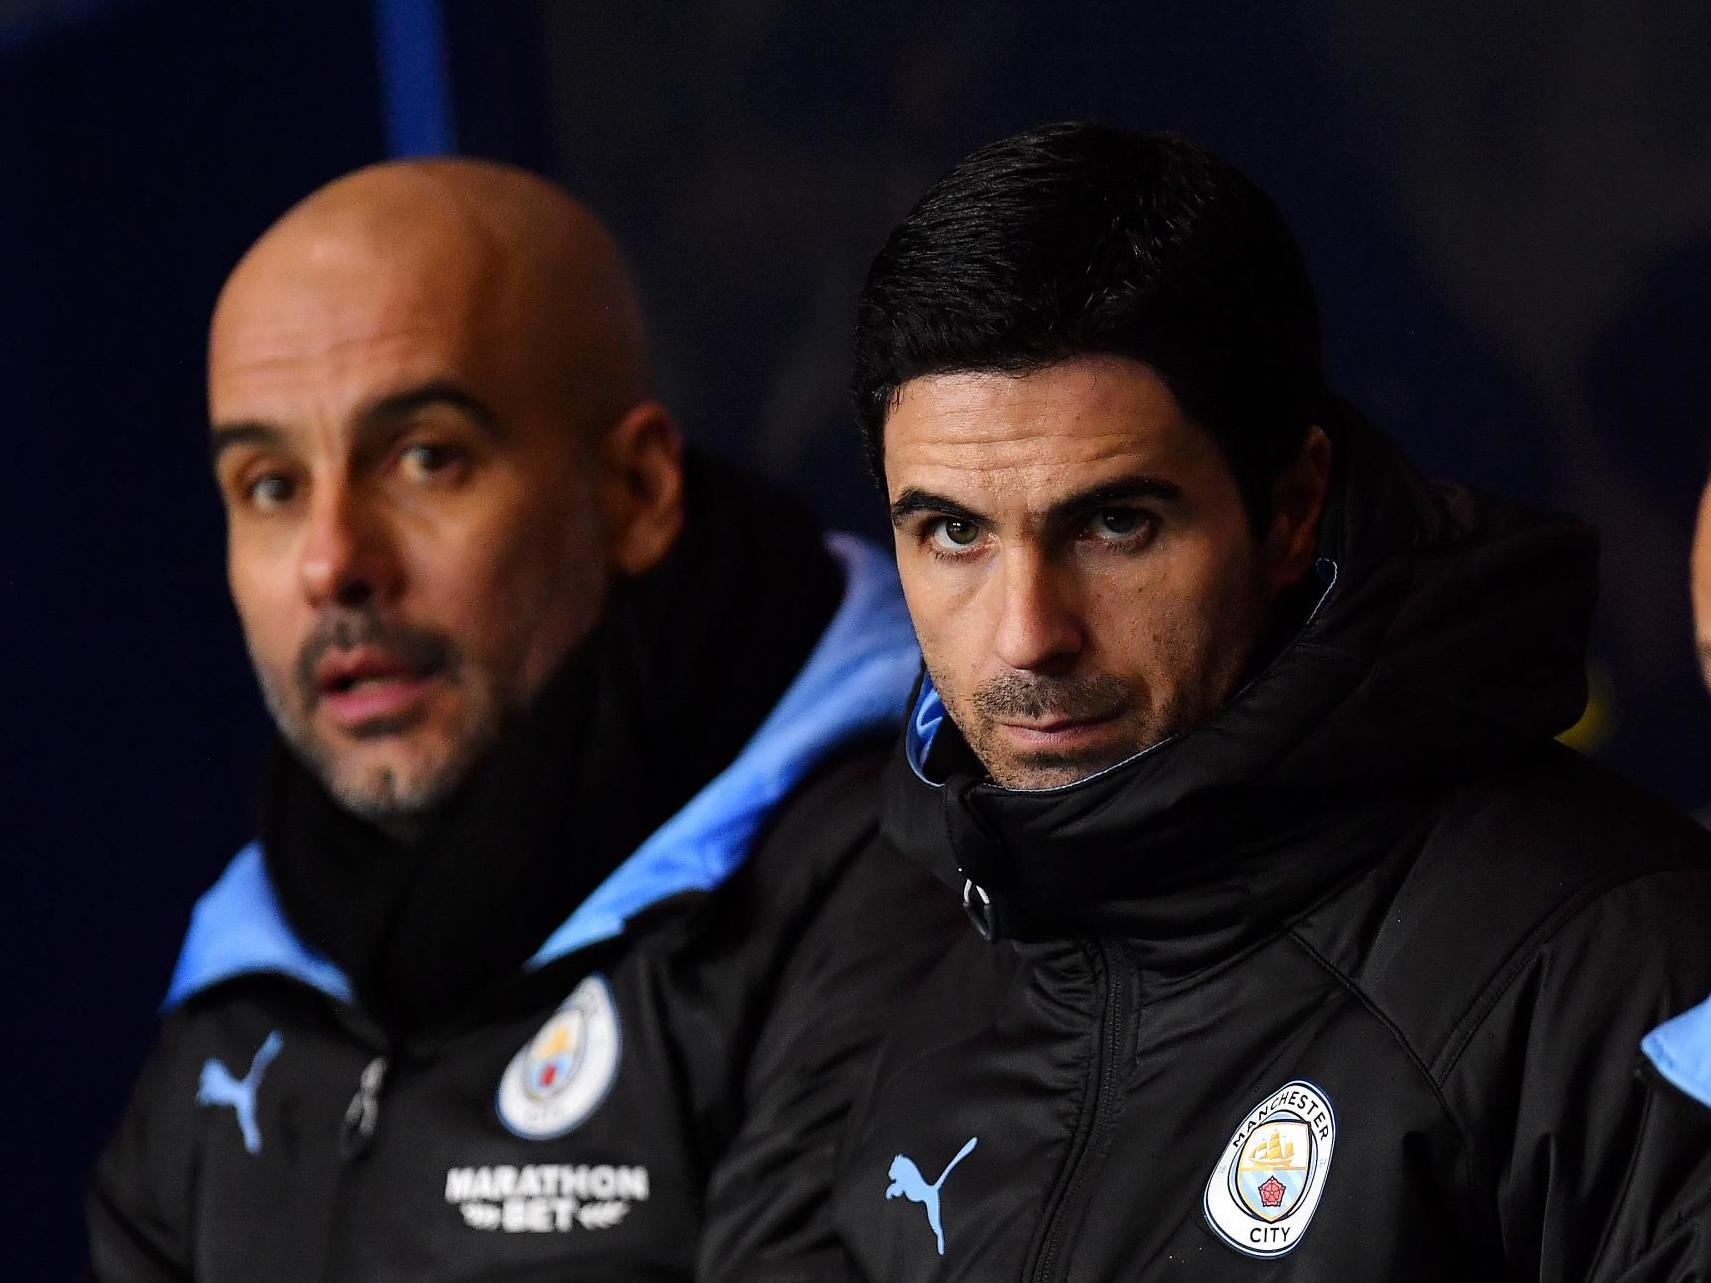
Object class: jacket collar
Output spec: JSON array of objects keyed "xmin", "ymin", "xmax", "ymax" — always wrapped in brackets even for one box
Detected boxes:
[
  {"xmin": 165, "ymin": 533, "xmax": 920, "ymax": 1009},
  {"xmin": 883, "ymin": 411, "xmax": 1596, "ymax": 970}
]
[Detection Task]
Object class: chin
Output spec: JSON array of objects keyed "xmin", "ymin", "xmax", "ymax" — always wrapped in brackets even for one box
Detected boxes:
[
  {"xmin": 973, "ymin": 717, "xmax": 1162, "ymax": 792},
  {"xmin": 990, "ymin": 756, "xmax": 1113, "ymax": 791},
  {"xmin": 322, "ymin": 742, "xmax": 464, "ymax": 821}
]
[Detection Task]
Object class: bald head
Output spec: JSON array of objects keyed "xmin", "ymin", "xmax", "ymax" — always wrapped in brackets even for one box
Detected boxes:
[
  {"xmin": 213, "ymin": 158, "xmax": 651, "ymax": 439},
  {"xmin": 209, "ymin": 160, "xmax": 684, "ymax": 828}
]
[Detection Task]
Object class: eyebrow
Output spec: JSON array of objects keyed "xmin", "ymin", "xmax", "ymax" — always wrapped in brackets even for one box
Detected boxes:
[
  {"xmin": 889, "ymin": 472, "xmax": 1183, "ymax": 529},
  {"xmin": 209, "ymin": 421, "xmax": 286, "ymax": 466},
  {"xmin": 208, "ymin": 380, "xmax": 504, "ymax": 468},
  {"xmin": 357, "ymin": 381, "xmax": 503, "ymax": 443},
  {"xmin": 1043, "ymin": 474, "xmax": 1183, "ymax": 525},
  {"xmin": 889, "ymin": 488, "xmax": 989, "ymax": 527}
]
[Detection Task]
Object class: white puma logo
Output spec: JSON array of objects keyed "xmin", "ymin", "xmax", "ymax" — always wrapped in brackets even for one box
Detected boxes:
[
  {"xmin": 197, "ymin": 1031, "xmax": 283, "ymax": 1155},
  {"xmin": 885, "ymin": 1136, "xmax": 979, "ymax": 1256}
]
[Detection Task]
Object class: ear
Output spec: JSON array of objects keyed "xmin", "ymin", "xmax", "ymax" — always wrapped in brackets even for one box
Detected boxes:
[
  {"xmin": 1263, "ymin": 424, "xmax": 1333, "ymax": 597},
  {"xmin": 598, "ymin": 400, "xmax": 685, "ymax": 577}
]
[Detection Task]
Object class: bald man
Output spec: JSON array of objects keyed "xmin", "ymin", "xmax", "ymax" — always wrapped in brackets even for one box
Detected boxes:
[
  {"xmin": 1635, "ymin": 480, "xmax": 1711, "ymax": 1127},
  {"xmin": 84, "ymin": 161, "xmax": 935, "ymax": 1281}
]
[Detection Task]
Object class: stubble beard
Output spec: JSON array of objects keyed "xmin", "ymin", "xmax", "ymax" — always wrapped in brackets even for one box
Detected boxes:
[
  {"xmin": 953, "ymin": 669, "xmax": 1184, "ymax": 791},
  {"xmin": 249, "ymin": 613, "xmax": 508, "ymax": 828},
  {"xmin": 939, "ymin": 620, "xmax": 1262, "ymax": 792},
  {"xmin": 941, "ymin": 542, "xmax": 1277, "ymax": 791}
]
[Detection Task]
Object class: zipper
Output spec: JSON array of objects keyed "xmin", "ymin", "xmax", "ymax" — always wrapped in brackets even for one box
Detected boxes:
[
  {"xmin": 1028, "ymin": 938, "xmax": 1133, "ymax": 1283},
  {"xmin": 338, "ymin": 1055, "xmax": 389, "ymax": 1160},
  {"xmin": 320, "ymin": 1051, "xmax": 393, "ymax": 1281}
]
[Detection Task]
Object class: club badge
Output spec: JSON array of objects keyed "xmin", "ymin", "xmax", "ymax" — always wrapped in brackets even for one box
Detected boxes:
[
  {"xmin": 1203, "ymin": 1079, "xmax": 1336, "ymax": 1258},
  {"xmin": 497, "ymin": 974, "xmax": 621, "ymax": 1139}
]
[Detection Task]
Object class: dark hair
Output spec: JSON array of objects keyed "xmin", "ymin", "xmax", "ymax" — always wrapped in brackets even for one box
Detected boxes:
[{"xmin": 852, "ymin": 122, "xmax": 1325, "ymax": 528}]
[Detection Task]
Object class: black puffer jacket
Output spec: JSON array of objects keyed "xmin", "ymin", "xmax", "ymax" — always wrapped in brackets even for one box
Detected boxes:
[
  {"xmin": 829, "ymin": 416, "xmax": 1711, "ymax": 1281},
  {"xmin": 82, "ymin": 528, "xmax": 937, "ymax": 1283}
]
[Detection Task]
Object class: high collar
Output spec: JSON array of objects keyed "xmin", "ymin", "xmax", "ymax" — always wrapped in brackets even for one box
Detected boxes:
[
  {"xmin": 882, "ymin": 408, "xmax": 1597, "ymax": 971},
  {"xmin": 164, "ymin": 533, "xmax": 921, "ymax": 1013}
]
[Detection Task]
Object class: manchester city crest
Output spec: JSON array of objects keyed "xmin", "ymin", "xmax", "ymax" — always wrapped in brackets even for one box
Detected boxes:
[
  {"xmin": 1203, "ymin": 1079, "xmax": 1336, "ymax": 1258},
  {"xmin": 497, "ymin": 975, "xmax": 621, "ymax": 1139}
]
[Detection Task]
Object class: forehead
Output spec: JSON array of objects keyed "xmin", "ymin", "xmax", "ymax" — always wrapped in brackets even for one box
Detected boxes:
[
  {"xmin": 883, "ymin": 356, "xmax": 1222, "ymax": 503},
  {"xmin": 208, "ymin": 233, "xmax": 504, "ymax": 424}
]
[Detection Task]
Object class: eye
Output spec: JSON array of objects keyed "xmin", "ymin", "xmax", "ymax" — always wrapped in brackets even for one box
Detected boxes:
[
  {"xmin": 1082, "ymin": 507, "xmax": 1155, "ymax": 546},
  {"xmin": 398, "ymin": 441, "xmax": 464, "ymax": 483},
  {"xmin": 246, "ymin": 473, "xmax": 297, "ymax": 512},
  {"xmin": 929, "ymin": 517, "xmax": 983, "ymax": 554}
]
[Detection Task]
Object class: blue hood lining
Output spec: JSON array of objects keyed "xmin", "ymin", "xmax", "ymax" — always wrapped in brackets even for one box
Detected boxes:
[
  {"xmin": 163, "ymin": 534, "xmax": 919, "ymax": 1010},
  {"xmin": 164, "ymin": 843, "xmax": 352, "ymax": 1009},
  {"xmin": 1642, "ymin": 995, "xmax": 1711, "ymax": 1108}
]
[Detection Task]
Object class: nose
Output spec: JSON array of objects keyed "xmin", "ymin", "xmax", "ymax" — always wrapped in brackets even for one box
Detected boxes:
[
  {"xmin": 298, "ymin": 482, "xmax": 400, "ymax": 610},
  {"xmin": 990, "ymin": 547, "xmax": 1085, "ymax": 674}
]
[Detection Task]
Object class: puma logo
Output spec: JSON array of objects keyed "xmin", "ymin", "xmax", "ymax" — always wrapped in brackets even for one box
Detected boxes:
[
  {"xmin": 885, "ymin": 1136, "xmax": 979, "ymax": 1256},
  {"xmin": 198, "ymin": 1031, "xmax": 284, "ymax": 1155}
]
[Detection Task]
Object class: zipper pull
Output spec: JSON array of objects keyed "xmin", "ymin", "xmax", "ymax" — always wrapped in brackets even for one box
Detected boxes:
[
  {"xmin": 339, "ymin": 1055, "xmax": 388, "ymax": 1161},
  {"xmin": 962, "ymin": 877, "xmax": 999, "ymax": 941}
]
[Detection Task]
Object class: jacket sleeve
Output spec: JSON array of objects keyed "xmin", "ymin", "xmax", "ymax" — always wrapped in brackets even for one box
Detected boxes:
[
  {"xmin": 692, "ymin": 801, "xmax": 972, "ymax": 1281},
  {"xmin": 1443, "ymin": 869, "xmax": 1711, "ymax": 1283},
  {"xmin": 84, "ymin": 1014, "xmax": 201, "ymax": 1282}
]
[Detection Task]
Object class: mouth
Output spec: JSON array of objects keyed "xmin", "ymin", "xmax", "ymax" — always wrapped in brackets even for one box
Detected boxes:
[
  {"xmin": 313, "ymin": 648, "xmax": 445, "ymax": 730},
  {"xmin": 993, "ymin": 710, "xmax": 1123, "ymax": 750}
]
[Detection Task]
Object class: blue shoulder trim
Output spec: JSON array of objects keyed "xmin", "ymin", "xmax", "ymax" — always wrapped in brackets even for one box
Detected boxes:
[
  {"xmin": 165, "ymin": 533, "xmax": 920, "ymax": 1007},
  {"xmin": 905, "ymin": 671, "xmax": 947, "ymax": 784},
  {"xmin": 527, "ymin": 534, "xmax": 919, "ymax": 966},
  {"xmin": 163, "ymin": 844, "xmax": 353, "ymax": 1010},
  {"xmin": 1642, "ymin": 994, "xmax": 1711, "ymax": 1108}
]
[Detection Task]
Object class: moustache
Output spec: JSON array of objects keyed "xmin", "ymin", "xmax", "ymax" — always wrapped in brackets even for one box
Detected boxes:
[
  {"xmin": 293, "ymin": 610, "xmax": 458, "ymax": 706},
  {"xmin": 971, "ymin": 672, "xmax": 1128, "ymax": 723}
]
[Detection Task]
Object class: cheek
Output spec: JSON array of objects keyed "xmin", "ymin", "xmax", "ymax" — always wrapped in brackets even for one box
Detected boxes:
[
  {"xmin": 1091, "ymin": 539, "xmax": 1262, "ymax": 679},
  {"xmin": 228, "ymin": 547, "xmax": 301, "ymax": 672},
  {"xmin": 898, "ymin": 564, "xmax": 974, "ymax": 685},
  {"xmin": 1174, "ymin": 546, "xmax": 1270, "ymax": 686},
  {"xmin": 410, "ymin": 503, "xmax": 607, "ymax": 683},
  {"xmin": 1692, "ymin": 484, "xmax": 1711, "ymax": 628}
]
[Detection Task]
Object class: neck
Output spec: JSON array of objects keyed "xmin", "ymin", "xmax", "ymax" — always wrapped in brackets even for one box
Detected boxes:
[{"xmin": 367, "ymin": 808, "xmax": 434, "ymax": 846}]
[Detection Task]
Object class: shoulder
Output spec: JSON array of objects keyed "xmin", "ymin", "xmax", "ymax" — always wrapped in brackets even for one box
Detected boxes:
[
  {"xmin": 1436, "ymin": 743, "xmax": 1711, "ymax": 882},
  {"xmin": 657, "ymin": 742, "xmax": 899, "ymax": 988},
  {"xmin": 1308, "ymin": 745, "xmax": 1711, "ymax": 1079},
  {"xmin": 733, "ymin": 739, "xmax": 896, "ymax": 904}
]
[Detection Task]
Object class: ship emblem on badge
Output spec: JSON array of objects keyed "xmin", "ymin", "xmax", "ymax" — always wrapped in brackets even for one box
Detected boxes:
[
  {"xmin": 1203, "ymin": 1079, "xmax": 1336, "ymax": 1258},
  {"xmin": 497, "ymin": 975, "xmax": 621, "ymax": 1139}
]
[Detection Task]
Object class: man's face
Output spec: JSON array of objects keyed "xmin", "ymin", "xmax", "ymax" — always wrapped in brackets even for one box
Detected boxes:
[
  {"xmin": 210, "ymin": 240, "xmax": 610, "ymax": 822},
  {"xmin": 1691, "ymin": 472, "xmax": 1711, "ymax": 692},
  {"xmin": 886, "ymin": 356, "xmax": 1317, "ymax": 790}
]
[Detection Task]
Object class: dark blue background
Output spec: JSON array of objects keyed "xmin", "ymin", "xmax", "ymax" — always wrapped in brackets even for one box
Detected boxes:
[{"xmin": 8, "ymin": 2, "xmax": 1710, "ymax": 1275}]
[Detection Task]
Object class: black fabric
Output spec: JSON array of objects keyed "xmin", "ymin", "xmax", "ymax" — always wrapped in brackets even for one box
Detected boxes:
[
  {"xmin": 82, "ymin": 463, "xmax": 948, "ymax": 1282},
  {"xmin": 827, "ymin": 408, "xmax": 1711, "ymax": 1282},
  {"xmin": 85, "ymin": 754, "xmax": 966, "ymax": 1283},
  {"xmin": 263, "ymin": 452, "xmax": 842, "ymax": 1035},
  {"xmin": 888, "ymin": 403, "xmax": 1598, "ymax": 951}
]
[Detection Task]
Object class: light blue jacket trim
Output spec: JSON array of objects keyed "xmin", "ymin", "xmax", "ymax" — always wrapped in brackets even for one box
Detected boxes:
[
  {"xmin": 905, "ymin": 672, "xmax": 946, "ymax": 781},
  {"xmin": 527, "ymin": 533, "xmax": 919, "ymax": 966},
  {"xmin": 164, "ymin": 843, "xmax": 353, "ymax": 1009},
  {"xmin": 1642, "ymin": 995, "xmax": 1711, "ymax": 1108},
  {"xmin": 163, "ymin": 533, "xmax": 919, "ymax": 1009}
]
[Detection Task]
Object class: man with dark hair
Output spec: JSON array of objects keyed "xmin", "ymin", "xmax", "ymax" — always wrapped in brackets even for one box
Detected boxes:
[
  {"xmin": 828, "ymin": 123, "xmax": 1711, "ymax": 1279},
  {"xmin": 84, "ymin": 159, "xmax": 930, "ymax": 1281}
]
